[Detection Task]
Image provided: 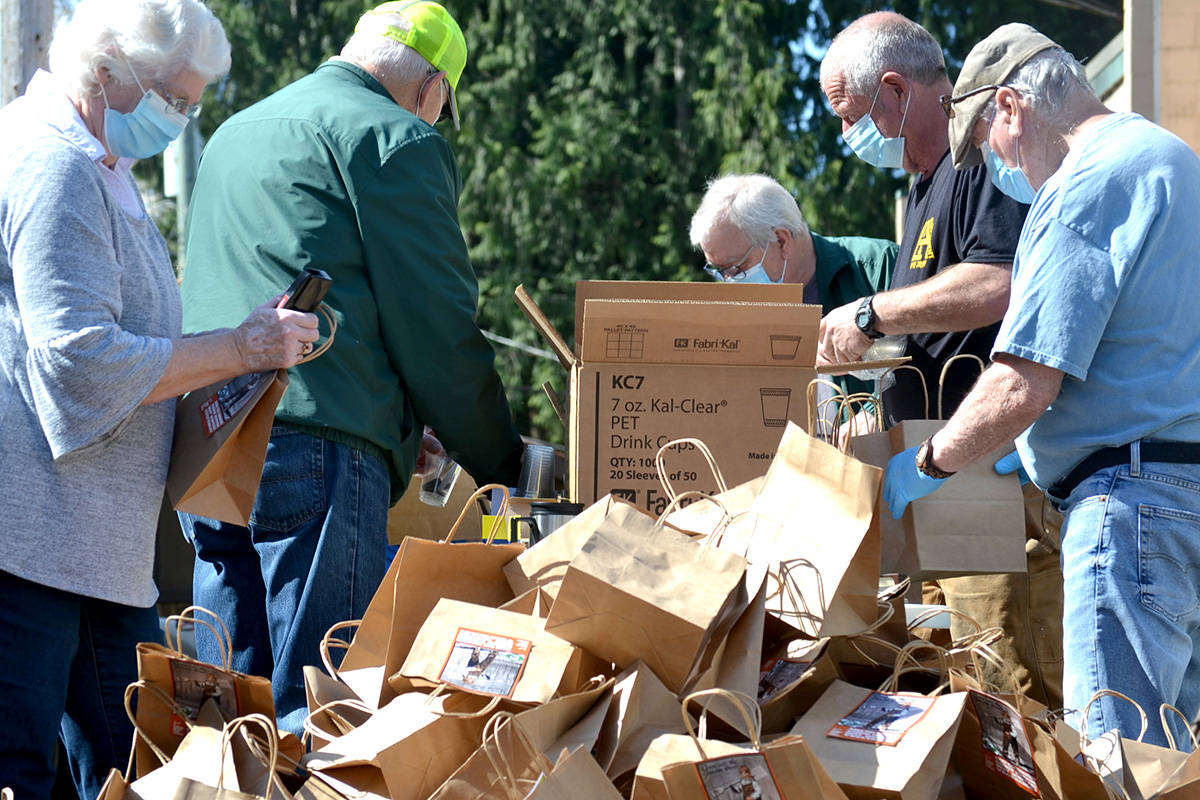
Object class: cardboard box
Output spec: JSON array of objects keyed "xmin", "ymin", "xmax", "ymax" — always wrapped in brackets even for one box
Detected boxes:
[{"xmin": 517, "ymin": 281, "xmax": 821, "ymax": 515}]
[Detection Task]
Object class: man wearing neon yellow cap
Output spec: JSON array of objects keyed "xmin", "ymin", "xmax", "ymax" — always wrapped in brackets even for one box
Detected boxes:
[{"xmin": 178, "ymin": 0, "xmax": 524, "ymax": 735}]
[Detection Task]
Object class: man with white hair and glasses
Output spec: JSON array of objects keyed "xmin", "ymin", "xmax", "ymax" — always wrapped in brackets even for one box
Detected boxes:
[
  {"xmin": 886, "ymin": 23, "xmax": 1200, "ymax": 748},
  {"xmin": 689, "ymin": 173, "xmax": 896, "ymax": 409},
  {"xmin": 178, "ymin": 0, "xmax": 524, "ymax": 736}
]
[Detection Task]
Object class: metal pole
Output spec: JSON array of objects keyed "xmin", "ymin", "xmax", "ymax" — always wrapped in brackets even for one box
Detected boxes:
[{"xmin": 1, "ymin": 0, "xmax": 53, "ymax": 106}]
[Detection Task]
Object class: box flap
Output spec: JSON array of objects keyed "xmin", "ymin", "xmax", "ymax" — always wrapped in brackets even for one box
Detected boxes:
[
  {"xmin": 580, "ymin": 297, "xmax": 820, "ymax": 366},
  {"xmin": 514, "ymin": 284, "xmax": 576, "ymax": 369},
  {"xmin": 573, "ymin": 280, "xmax": 809, "ymax": 345}
]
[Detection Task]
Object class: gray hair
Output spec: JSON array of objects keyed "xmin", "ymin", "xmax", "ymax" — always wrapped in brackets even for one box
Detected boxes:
[
  {"xmin": 49, "ymin": 0, "xmax": 230, "ymax": 95},
  {"xmin": 821, "ymin": 12, "xmax": 946, "ymax": 98},
  {"xmin": 986, "ymin": 47, "xmax": 1095, "ymax": 122},
  {"xmin": 341, "ymin": 13, "xmax": 434, "ymax": 86},
  {"xmin": 689, "ymin": 174, "xmax": 809, "ymax": 249}
]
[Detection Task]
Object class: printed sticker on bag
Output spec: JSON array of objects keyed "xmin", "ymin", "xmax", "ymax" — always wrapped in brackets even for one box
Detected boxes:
[
  {"xmin": 168, "ymin": 659, "xmax": 240, "ymax": 735},
  {"xmin": 968, "ymin": 690, "xmax": 1039, "ymax": 796},
  {"xmin": 694, "ymin": 753, "xmax": 783, "ymax": 800},
  {"xmin": 199, "ymin": 371, "xmax": 273, "ymax": 437},
  {"xmin": 826, "ymin": 691, "xmax": 937, "ymax": 746},
  {"xmin": 438, "ymin": 628, "xmax": 532, "ymax": 697},
  {"xmin": 757, "ymin": 658, "xmax": 812, "ymax": 703}
]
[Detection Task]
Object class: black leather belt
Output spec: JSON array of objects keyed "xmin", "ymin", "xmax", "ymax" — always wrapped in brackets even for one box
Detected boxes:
[{"xmin": 1050, "ymin": 441, "xmax": 1200, "ymax": 500}]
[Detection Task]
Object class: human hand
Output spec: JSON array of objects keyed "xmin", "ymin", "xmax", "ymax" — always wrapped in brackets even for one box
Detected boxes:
[
  {"xmin": 232, "ymin": 298, "xmax": 319, "ymax": 371},
  {"xmin": 414, "ymin": 427, "xmax": 445, "ymax": 479},
  {"xmin": 837, "ymin": 406, "xmax": 879, "ymax": 451},
  {"xmin": 883, "ymin": 445, "xmax": 948, "ymax": 519},
  {"xmin": 818, "ymin": 300, "xmax": 872, "ymax": 366},
  {"xmin": 993, "ymin": 450, "xmax": 1030, "ymax": 486}
]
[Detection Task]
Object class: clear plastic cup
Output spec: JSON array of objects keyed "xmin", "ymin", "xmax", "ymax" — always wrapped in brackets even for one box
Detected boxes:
[{"xmin": 419, "ymin": 452, "xmax": 462, "ymax": 507}]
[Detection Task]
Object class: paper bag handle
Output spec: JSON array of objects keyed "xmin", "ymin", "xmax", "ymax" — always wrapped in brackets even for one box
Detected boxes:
[
  {"xmin": 655, "ymin": 438, "xmax": 728, "ymax": 500},
  {"xmin": 680, "ymin": 689, "xmax": 763, "ymax": 755},
  {"xmin": 318, "ymin": 619, "xmax": 360, "ymax": 679},
  {"xmin": 936, "ymin": 353, "xmax": 986, "ymax": 420},
  {"xmin": 1160, "ymin": 703, "xmax": 1200, "ymax": 751},
  {"xmin": 964, "ymin": 641, "xmax": 1027, "ymax": 704},
  {"xmin": 907, "ymin": 606, "xmax": 983, "ymax": 635},
  {"xmin": 301, "ymin": 698, "xmax": 373, "ymax": 749},
  {"xmin": 881, "ymin": 364, "xmax": 930, "ymax": 419},
  {"xmin": 445, "ymin": 483, "xmax": 511, "ymax": 544},
  {"xmin": 882, "ymin": 640, "xmax": 951, "ymax": 694},
  {"xmin": 806, "ymin": 378, "xmax": 847, "ymax": 444},
  {"xmin": 218, "ymin": 713, "xmax": 280, "ymax": 793},
  {"xmin": 654, "ymin": 490, "xmax": 732, "ymax": 547},
  {"xmin": 295, "ymin": 303, "xmax": 338, "ymax": 365},
  {"xmin": 481, "ymin": 711, "xmax": 555, "ymax": 800},
  {"xmin": 1081, "ymin": 689, "xmax": 1149, "ymax": 744},
  {"xmin": 123, "ymin": 679, "xmax": 192, "ymax": 771},
  {"xmin": 767, "ymin": 557, "xmax": 827, "ymax": 637},
  {"xmin": 832, "ymin": 392, "xmax": 884, "ymax": 452},
  {"xmin": 425, "ymin": 684, "xmax": 503, "ymax": 717},
  {"xmin": 166, "ymin": 606, "xmax": 233, "ymax": 672}
]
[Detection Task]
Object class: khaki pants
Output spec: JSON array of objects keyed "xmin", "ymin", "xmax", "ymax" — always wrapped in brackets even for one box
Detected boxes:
[{"xmin": 924, "ymin": 483, "xmax": 1064, "ymax": 708}]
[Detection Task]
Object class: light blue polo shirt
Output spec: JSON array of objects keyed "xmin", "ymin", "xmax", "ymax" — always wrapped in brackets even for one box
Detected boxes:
[{"xmin": 993, "ymin": 112, "xmax": 1200, "ymax": 488}]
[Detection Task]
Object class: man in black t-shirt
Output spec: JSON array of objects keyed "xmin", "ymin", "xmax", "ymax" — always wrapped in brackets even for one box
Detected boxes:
[
  {"xmin": 817, "ymin": 11, "xmax": 1063, "ymax": 711},
  {"xmin": 817, "ymin": 11, "xmax": 1028, "ymax": 427}
]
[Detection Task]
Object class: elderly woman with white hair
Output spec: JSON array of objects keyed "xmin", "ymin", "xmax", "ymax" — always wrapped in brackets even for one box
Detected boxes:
[{"xmin": 0, "ymin": 0, "xmax": 319, "ymax": 793}]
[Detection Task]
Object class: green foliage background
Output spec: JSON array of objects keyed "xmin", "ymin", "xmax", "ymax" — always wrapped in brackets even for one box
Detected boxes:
[{"xmin": 176, "ymin": 0, "xmax": 1119, "ymax": 443}]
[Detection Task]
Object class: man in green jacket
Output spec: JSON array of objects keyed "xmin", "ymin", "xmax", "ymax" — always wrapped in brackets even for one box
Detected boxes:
[
  {"xmin": 177, "ymin": 0, "xmax": 524, "ymax": 735},
  {"xmin": 689, "ymin": 173, "xmax": 896, "ymax": 438}
]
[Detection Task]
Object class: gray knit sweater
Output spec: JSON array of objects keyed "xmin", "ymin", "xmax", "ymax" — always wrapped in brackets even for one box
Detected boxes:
[{"xmin": 0, "ymin": 72, "xmax": 179, "ymax": 606}]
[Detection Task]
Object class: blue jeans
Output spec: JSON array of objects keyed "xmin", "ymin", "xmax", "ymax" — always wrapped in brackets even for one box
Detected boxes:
[
  {"xmin": 179, "ymin": 427, "xmax": 389, "ymax": 737},
  {"xmin": 1059, "ymin": 441, "xmax": 1200, "ymax": 749},
  {"xmin": 0, "ymin": 569, "xmax": 162, "ymax": 800}
]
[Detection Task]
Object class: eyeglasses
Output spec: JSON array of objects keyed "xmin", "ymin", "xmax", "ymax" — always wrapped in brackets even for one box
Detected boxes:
[
  {"xmin": 156, "ymin": 83, "xmax": 202, "ymax": 119},
  {"xmin": 419, "ymin": 70, "xmax": 453, "ymax": 124},
  {"xmin": 702, "ymin": 242, "xmax": 765, "ymax": 281},
  {"xmin": 939, "ymin": 84, "xmax": 1005, "ymax": 119}
]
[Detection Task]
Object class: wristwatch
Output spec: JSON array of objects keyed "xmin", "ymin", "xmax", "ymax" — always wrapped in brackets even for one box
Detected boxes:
[
  {"xmin": 854, "ymin": 296, "xmax": 885, "ymax": 340},
  {"xmin": 916, "ymin": 437, "xmax": 956, "ymax": 479}
]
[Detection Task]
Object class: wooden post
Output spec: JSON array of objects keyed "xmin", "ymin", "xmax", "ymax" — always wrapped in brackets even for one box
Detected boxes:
[{"xmin": 1, "ymin": 0, "xmax": 54, "ymax": 105}]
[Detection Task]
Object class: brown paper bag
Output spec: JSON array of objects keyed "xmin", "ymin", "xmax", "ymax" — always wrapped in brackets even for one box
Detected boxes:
[
  {"xmin": 135, "ymin": 609, "xmax": 275, "ymax": 778},
  {"xmin": 339, "ymin": 484, "xmax": 523, "ymax": 706},
  {"xmin": 790, "ymin": 679, "xmax": 967, "ymax": 800},
  {"xmin": 593, "ymin": 661, "xmax": 687, "ymax": 790},
  {"xmin": 543, "ymin": 494, "xmax": 749, "ymax": 694},
  {"xmin": 167, "ymin": 369, "xmax": 288, "ymax": 525},
  {"xmin": 398, "ymin": 598, "xmax": 606, "ymax": 703},
  {"xmin": 429, "ymin": 681, "xmax": 613, "ymax": 800},
  {"xmin": 524, "ymin": 746, "xmax": 624, "ymax": 799},
  {"xmin": 727, "ymin": 422, "xmax": 882, "ymax": 638},
  {"xmin": 502, "ymin": 494, "xmax": 658, "ymax": 600},
  {"xmin": 850, "ymin": 359, "xmax": 1025, "ymax": 579},
  {"xmin": 301, "ymin": 690, "xmax": 497, "ymax": 800},
  {"xmin": 658, "ymin": 689, "xmax": 850, "ymax": 800},
  {"xmin": 759, "ymin": 638, "xmax": 841, "ymax": 736},
  {"xmin": 950, "ymin": 687, "xmax": 1043, "ymax": 800}
]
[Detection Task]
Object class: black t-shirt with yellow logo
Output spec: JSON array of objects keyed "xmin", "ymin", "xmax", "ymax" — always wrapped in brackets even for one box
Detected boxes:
[{"xmin": 884, "ymin": 150, "xmax": 1029, "ymax": 426}]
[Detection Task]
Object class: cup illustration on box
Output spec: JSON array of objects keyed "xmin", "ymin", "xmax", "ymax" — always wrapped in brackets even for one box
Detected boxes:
[
  {"xmin": 759, "ymin": 387, "xmax": 792, "ymax": 427},
  {"xmin": 769, "ymin": 334, "xmax": 802, "ymax": 361}
]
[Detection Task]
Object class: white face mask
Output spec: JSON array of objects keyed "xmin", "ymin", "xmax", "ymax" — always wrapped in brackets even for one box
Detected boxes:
[{"xmin": 842, "ymin": 82, "xmax": 911, "ymax": 170}]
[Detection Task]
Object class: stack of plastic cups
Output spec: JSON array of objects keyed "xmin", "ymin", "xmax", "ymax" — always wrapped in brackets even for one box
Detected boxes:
[{"xmin": 517, "ymin": 443, "xmax": 556, "ymax": 499}]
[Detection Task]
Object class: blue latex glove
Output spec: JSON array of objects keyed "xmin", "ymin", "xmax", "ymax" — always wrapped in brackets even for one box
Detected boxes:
[
  {"xmin": 883, "ymin": 445, "xmax": 949, "ymax": 519},
  {"xmin": 993, "ymin": 450, "xmax": 1031, "ymax": 486}
]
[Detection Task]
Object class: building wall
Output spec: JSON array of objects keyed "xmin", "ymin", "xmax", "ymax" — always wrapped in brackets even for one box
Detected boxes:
[{"xmin": 1158, "ymin": 0, "xmax": 1200, "ymax": 151}]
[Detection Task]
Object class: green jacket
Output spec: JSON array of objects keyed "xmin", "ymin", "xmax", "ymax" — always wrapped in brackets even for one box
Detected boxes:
[
  {"xmin": 181, "ymin": 60, "xmax": 523, "ymax": 503},
  {"xmin": 810, "ymin": 232, "xmax": 896, "ymax": 398}
]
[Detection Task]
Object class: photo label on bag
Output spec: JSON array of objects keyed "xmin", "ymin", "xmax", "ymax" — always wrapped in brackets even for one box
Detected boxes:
[
  {"xmin": 968, "ymin": 690, "xmax": 1039, "ymax": 795},
  {"xmin": 168, "ymin": 658, "xmax": 240, "ymax": 735},
  {"xmin": 757, "ymin": 657, "xmax": 812, "ymax": 703},
  {"xmin": 199, "ymin": 371, "xmax": 273, "ymax": 437},
  {"xmin": 694, "ymin": 752, "xmax": 783, "ymax": 800},
  {"xmin": 438, "ymin": 627, "xmax": 531, "ymax": 697},
  {"xmin": 827, "ymin": 691, "xmax": 936, "ymax": 746}
]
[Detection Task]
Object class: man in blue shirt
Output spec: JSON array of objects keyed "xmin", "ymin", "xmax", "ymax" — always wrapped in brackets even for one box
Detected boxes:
[{"xmin": 886, "ymin": 24, "xmax": 1200, "ymax": 748}]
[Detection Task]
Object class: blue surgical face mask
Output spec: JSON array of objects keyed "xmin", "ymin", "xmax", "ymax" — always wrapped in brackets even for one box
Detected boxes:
[
  {"xmin": 101, "ymin": 62, "xmax": 189, "ymax": 160},
  {"xmin": 843, "ymin": 82, "xmax": 911, "ymax": 170},
  {"xmin": 981, "ymin": 116, "xmax": 1036, "ymax": 204},
  {"xmin": 738, "ymin": 254, "xmax": 787, "ymax": 284}
]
